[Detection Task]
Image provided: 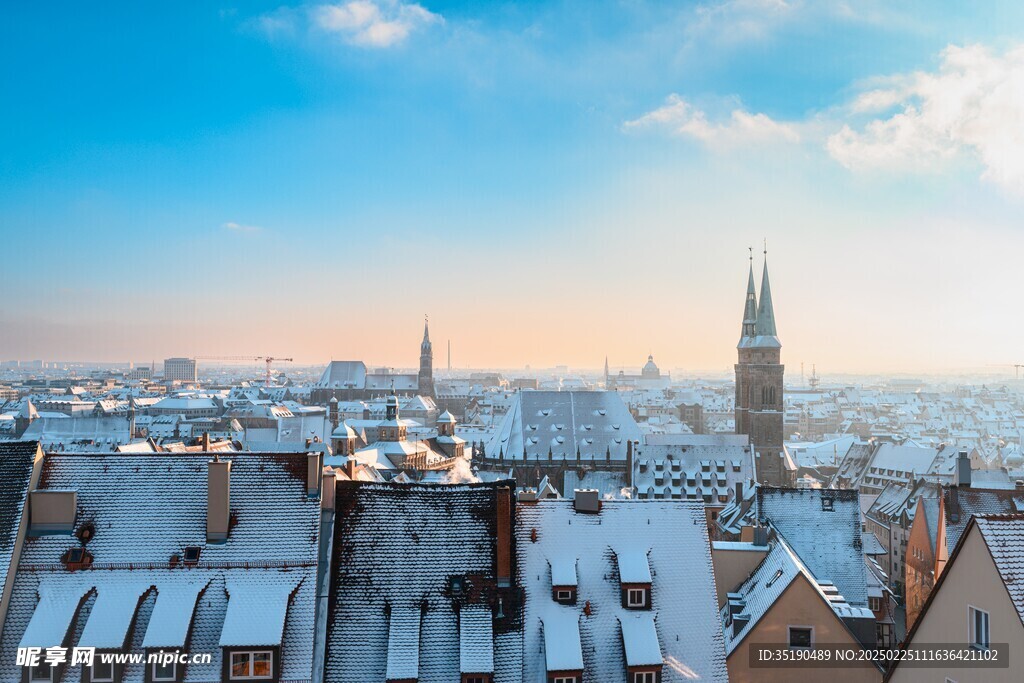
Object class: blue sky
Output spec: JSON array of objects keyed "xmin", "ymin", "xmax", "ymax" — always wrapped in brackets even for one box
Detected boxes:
[{"xmin": 3, "ymin": 1, "xmax": 1024, "ymax": 373}]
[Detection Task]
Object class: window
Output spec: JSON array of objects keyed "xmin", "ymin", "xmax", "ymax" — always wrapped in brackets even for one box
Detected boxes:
[
  {"xmin": 29, "ymin": 664, "xmax": 53, "ymax": 682},
  {"xmin": 465, "ymin": 677, "xmax": 486, "ymax": 683},
  {"xmin": 556, "ymin": 590, "xmax": 573, "ymax": 602},
  {"xmin": 182, "ymin": 546, "xmax": 201, "ymax": 565},
  {"xmin": 91, "ymin": 661, "xmax": 115, "ymax": 682},
  {"xmin": 821, "ymin": 498, "xmax": 834, "ymax": 511},
  {"xmin": 969, "ymin": 606, "xmax": 990, "ymax": 650},
  {"xmin": 230, "ymin": 651, "xmax": 273, "ymax": 680},
  {"xmin": 869, "ymin": 597, "xmax": 882, "ymax": 612},
  {"xmin": 151, "ymin": 661, "xmax": 177, "ymax": 682},
  {"xmin": 553, "ymin": 678, "xmax": 577, "ymax": 683},
  {"xmin": 789, "ymin": 627, "xmax": 813, "ymax": 649},
  {"xmin": 633, "ymin": 673, "xmax": 656, "ymax": 683},
  {"xmin": 627, "ymin": 588, "xmax": 646, "ymax": 607}
]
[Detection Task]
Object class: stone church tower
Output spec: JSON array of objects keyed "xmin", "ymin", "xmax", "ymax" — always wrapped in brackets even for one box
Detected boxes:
[
  {"xmin": 735, "ymin": 253, "xmax": 788, "ymax": 486},
  {"xmin": 418, "ymin": 316, "xmax": 434, "ymax": 398}
]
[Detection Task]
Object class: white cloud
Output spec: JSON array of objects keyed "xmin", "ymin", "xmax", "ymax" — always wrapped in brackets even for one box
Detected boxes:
[
  {"xmin": 223, "ymin": 221, "xmax": 262, "ymax": 234},
  {"xmin": 827, "ymin": 44, "xmax": 1024, "ymax": 193},
  {"xmin": 311, "ymin": 1, "xmax": 442, "ymax": 48},
  {"xmin": 624, "ymin": 94, "xmax": 800, "ymax": 147}
]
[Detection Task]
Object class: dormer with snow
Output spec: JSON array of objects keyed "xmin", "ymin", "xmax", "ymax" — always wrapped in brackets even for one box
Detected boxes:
[
  {"xmin": 549, "ymin": 556, "xmax": 578, "ymax": 605},
  {"xmin": 616, "ymin": 549, "xmax": 652, "ymax": 610}
]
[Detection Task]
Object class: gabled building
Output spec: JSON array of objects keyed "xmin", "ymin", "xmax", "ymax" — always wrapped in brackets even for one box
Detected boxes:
[
  {"xmin": 516, "ymin": 491, "xmax": 728, "ymax": 683},
  {"xmin": 0, "ymin": 451, "xmax": 326, "ymax": 683},
  {"xmin": 719, "ymin": 534, "xmax": 882, "ymax": 683},
  {"xmin": 888, "ymin": 514, "xmax": 1024, "ymax": 683},
  {"xmin": 904, "ymin": 472, "xmax": 1024, "ymax": 628}
]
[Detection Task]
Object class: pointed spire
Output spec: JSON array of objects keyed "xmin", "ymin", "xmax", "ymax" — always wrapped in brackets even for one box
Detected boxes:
[
  {"xmin": 754, "ymin": 246, "xmax": 779, "ymax": 341},
  {"xmin": 422, "ymin": 314, "xmax": 430, "ymax": 342},
  {"xmin": 739, "ymin": 247, "xmax": 758, "ymax": 344}
]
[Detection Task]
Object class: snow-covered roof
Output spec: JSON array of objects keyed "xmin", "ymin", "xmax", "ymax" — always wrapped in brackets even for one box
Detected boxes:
[
  {"xmin": 76, "ymin": 581, "xmax": 150, "ymax": 649},
  {"xmin": 975, "ymin": 514, "xmax": 1024, "ymax": 622},
  {"xmin": 518, "ymin": 500, "xmax": 728, "ymax": 682},
  {"xmin": 616, "ymin": 549, "xmax": 652, "ymax": 584},
  {"xmin": 542, "ymin": 611, "xmax": 584, "ymax": 672},
  {"xmin": 0, "ymin": 452, "xmax": 321, "ymax": 682},
  {"xmin": 619, "ymin": 613, "xmax": 662, "ymax": 667},
  {"xmin": 0, "ymin": 442, "xmax": 36, "ymax": 600},
  {"xmin": 220, "ymin": 576, "xmax": 300, "ymax": 647},
  {"xmin": 141, "ymin": 580, "xmax": 209, "ymax": 649},
  {"xmin": 324, "ymin": 481, "xmax": 518, "ymax": 683},
  {"xmin": 459, "ymin": 605, "xmax": 494, "ymax": 674},
  {"xmin": 721, "ymin": 534, "xmax": 872, "ymax": 654},
  {"xmin": 757, "ymin": 487, "xmax": 869, "ymax": 607},
  {"xmin": 487, "ymin": 391, "xmax": 642, "ymax": 461}
]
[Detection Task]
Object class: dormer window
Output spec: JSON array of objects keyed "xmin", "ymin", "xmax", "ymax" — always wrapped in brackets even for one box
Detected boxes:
[
  {"xmin": 28, "ymin": 663, "xmax": 53, "ymax": 682},
  {"xmin": 553, "ymin": 587, "xmax": 577, "ymax": 604},
  {"xmin": 150, "ymin": 661, "xmax": 177, "ymax": 682},
  {"xmin": 821, "ymin": 498, "xmax": 834, "ymax": 512},
  {"xmin": 626, "ymin": 588, "xmax": 647, "ymax": 607}
]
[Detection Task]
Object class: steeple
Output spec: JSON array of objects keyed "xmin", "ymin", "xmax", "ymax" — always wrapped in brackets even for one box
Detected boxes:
[
  {"xmin": 604, "ymin": 355, "xmax": 609, "ymax": 383},
  {"xmin": 739, "ymin": 248, "xmax": 758, "ymax": 345},
  {"xmin": 421, "ymin": 315, "xmax": 432, "ymax": 354},
  {"xmin": 753, "ymin": 248, "xmax": 779, "ymax": 343},
  {"xmin": 418, "ymin": 314, "xmax": 434, "ymax": 397}
]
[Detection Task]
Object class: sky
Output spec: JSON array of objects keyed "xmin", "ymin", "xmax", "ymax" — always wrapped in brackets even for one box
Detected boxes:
[{"xmin": 3, "ymin": 1, "xmax": 1024, "ymax": 374}]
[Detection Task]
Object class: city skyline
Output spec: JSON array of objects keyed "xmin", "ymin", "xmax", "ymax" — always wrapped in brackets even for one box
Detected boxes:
[{"xmin": 4, "ymin": 2, "xmax": 1024, "ymax": 372}]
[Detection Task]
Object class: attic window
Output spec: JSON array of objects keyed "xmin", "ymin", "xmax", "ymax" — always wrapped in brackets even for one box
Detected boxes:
[
  {"xmin": 183, "ymin": 546, "xmax": 202, "ymax": 565},
  {"xmin": 821, "ymin": 498, "xmax": 834, "ymax": 512},
  {"xmin": 765, "ymin": 569, "xmax": 784, "ymax": 588},
  {"xmin": 449, "ymin": 576, "xmax": 467, "ymax": 594}
]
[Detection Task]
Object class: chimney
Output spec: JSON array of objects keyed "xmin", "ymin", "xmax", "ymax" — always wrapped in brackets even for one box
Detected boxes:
[
  {"xmin": 956, "ymin": 450, "xmax": 971, "ymax": 488},
  {"xmin": 201, "ymin": 431, "xmax": 211, "ymax": 451},
  {"xmin": 321, "ymin": 468, "xmax": 336, "ymax": 510},
  {"xmin": 307, "ymin": 452, "xmax": 323, "ymax": 498},
  {"xmin": 344, "ymin": 458, "xmax": 357, "ymax": 480},
  {"xmin": 207, "ymin": 458, "xmax": 231, "ymax": 543},
  {"xmin": 29, "ymin": 490, "xmax": 77, "ymax": 534},
  {"xmin": 735, "ymin": 481, "xmax": 744, "ymax": 502},
  {"xmin": 496, "ymin": 486, "xmax": 512, "ymax": 588},
  {"xmin": 948, "ymin": 486, "xmax": 960, "ymax": 524},
  {"xmin": 752, "ymin": 526, "xmax": 769, "ymax": 547},
  {"xmin": 574, "ymin": 489, "xmax": 600, "ymax": 514}
]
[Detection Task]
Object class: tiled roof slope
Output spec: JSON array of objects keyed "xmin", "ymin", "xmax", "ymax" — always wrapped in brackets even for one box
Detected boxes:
[
  {"xmin": 941, "ymin": 487, "xmax": 1024, "ymax": 550},
  {"xmin": 325, "ymin": 481, "xmax": 520, "ymax": 683},
  {"xmin": 0, "ymin": 453, "xmax": 321, "ymax": 683},
  {"xmin": 488, "ymin": 391, "xmax": 642, "ymax": 461},
  {"xmin": 0, "ymin": 441, "xmax": 38, "ymax": 606},
  {"xmin": 975, "ymin": 514, "xmax": 1024, "ymax": 624},
  {"xmin": 517, "ymin": 500, "xmax": 728, "ymax": 682},
  {"xmin": 757, "ymin": 487, "xmax": 868, "ymax": 607}
]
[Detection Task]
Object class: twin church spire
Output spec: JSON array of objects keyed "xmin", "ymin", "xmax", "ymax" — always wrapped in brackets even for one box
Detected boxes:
[{"xmin": 739, "ymin": 247, "xmax": 780, "ymax": 348}]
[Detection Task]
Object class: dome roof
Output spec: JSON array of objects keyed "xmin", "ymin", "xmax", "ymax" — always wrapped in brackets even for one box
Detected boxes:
[
  {"xmin": 437, "ymin": 410, "xmax": 456, "ymax": 423},
  {"xmin": 332, "ymin": 420, "xmax": 356, "ymax": 438}
]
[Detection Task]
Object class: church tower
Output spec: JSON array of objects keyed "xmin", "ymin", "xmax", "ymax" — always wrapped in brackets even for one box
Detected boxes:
[
  {"xmin": 735, "ymin": 249, "xmax": 787, "ymax": 486},
  {"xmin": 419, "ymin": 316, "xmax": 434, "ymax": 397}
]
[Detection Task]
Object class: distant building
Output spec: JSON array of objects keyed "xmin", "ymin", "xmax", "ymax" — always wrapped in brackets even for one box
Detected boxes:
[
  {"xmin": 163, "ymin": 356, "xmax": 197, "ymax": 382},
  {"xmin": 311, "ymin": 319, "xmax": 435, "ymax": 402},
  {"xmin": 606, "ymin": 354, "xmax": 671, "ymax": 390}
]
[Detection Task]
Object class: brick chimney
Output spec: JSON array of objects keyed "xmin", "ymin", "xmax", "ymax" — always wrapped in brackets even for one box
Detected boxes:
[
  {"xmin": 207, "ymin": 457, "xmax": 231, "ymax": 543},
  {"xmin": 201, "ymin": 431, "xmax": 211, "ymax": 451},
  {"xmin": 496, "ymin": 486, "xmax": 512, "ymax": 588}
]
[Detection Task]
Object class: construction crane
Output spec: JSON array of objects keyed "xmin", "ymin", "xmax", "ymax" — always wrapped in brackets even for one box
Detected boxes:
[
  {"xmin": 194, "ymin": 356, "xmax": 294, "ymax": 387},
  {"xmin": 986, "ymin": 364, "xmax": 1024, "ymax": 380}
]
